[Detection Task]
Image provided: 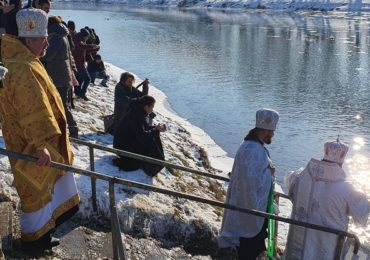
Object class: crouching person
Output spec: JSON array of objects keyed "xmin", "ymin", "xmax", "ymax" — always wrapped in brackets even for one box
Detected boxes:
[
  {"xmin": 284, "ymin": 141, "xmax": 370, "ymax": 260},
  {"xmin": 0, "ymin": 9, "xmax": 80, "ymax": 252},
  {"xmin": 113, "ymin": 95, "xmax": 166, "ymax": 177},
  {"xmin": 87, "ymin": 54, "xmax": 110, "ymax": 87}
]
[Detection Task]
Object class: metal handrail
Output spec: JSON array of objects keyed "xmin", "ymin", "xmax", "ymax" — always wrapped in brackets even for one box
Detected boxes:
[
  {"xmin": 70, "ymin": 137, "xmax": 230, "ymax": 182},
  {"xmin": 68, "ymin": 138, "xmax": 364, "ymax": 259},
  {"xmin": 70, "ymin": 138, "xmax": 291, "ymax": 210},
  {"xmin": 69, "ymin": 138, "xmax": 295, "ymax": 200},
  {"xmin": 0, "ymin": 147, "xmax": 362, "ymax": 260}
]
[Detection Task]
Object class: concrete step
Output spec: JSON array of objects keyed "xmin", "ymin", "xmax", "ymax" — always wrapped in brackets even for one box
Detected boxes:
[
  {"xmin": 99, "ymin": 232, "xmax": 114, "ymax": 259},
  {"xmin": 0, "ymin": 202, "xmax": 12, "ymax": 256},
  {"xmin": 54, "ymin": 227, "xmax": 91, "ymax": 259}
]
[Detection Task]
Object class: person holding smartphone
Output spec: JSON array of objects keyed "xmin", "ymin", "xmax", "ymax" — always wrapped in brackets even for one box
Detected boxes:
[{"xmin": 113, "ymin": 95, "xmax": 166, "ymax": 177}]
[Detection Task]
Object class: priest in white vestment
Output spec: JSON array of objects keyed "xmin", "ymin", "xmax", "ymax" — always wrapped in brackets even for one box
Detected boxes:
[
  {"xmin": 218, "ymin": 109, "xmax": 279, "ymax": 260},
  {"xmin": 284, "ymin": 141, "xmax": 370, "ymax": 260}
]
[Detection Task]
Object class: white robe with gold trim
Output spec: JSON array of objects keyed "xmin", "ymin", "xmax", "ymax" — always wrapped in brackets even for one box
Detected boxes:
[
  {"xmin": 218, "ymin": 140, "xmax": 273, "ymax": 247},
  {"xmin": 284, "ymin": 159, "xmax": 370, "ymax": 260}
]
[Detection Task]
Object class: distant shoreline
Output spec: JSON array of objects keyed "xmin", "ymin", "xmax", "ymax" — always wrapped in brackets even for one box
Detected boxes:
[{"xmin": 53, "ymin": 1, "xmax": 367, "ymax": 13}]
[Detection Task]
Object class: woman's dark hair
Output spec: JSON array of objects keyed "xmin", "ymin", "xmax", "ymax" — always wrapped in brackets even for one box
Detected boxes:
[
  {"xmin": 3, "ymin": 0, "xmax": 21, "ymax": 36},
  {"xmin": 138, "ymin": 95, "xmax": 155, "ymax": 108},
  {"xmin": 37, "ymin": 0, "xmax": 51, "ymax": 6},
  {"xmin": 9, "ymin": 0, "xmax": 21, "ymax": 8},
  {"xmin": 67, "ymin": 20, "xmax": 75, "ymax": 31},
  {"xmin": 120, "ymin": 72, "xmax": 134, "ymax": 84},
  {"xmin": 48, "ymin": 16, "xmax": 62, "ymax": 27}
]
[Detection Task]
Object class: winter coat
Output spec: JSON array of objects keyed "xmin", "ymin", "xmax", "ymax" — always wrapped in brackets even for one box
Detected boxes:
[
  {"xmin": 43, "ymin": 23, "xmax": 74, "ymax": 89},
  {"xmin": 72, "ymin": 32, "xmax": 98, "ymax": 69},
  {"xmin": 0, "ymin": 34, "xmax": 74, "ymax": 213},
  {"xmin": 284, "ymin": 159, "xmax": 370, "ymax": 260},
  {"xmin": 218, "ymin": 139, "xmax": 273, "ymax": 247},
  {"xmin": 113, "ymin": 82, "xmax": 148, "ymax": 125},
  {"xmin": 87, "ymin": 60, "xmax": 105, "ymax": 74},
  {"xmin": 113, "ymin": 102, "xmax": 164, "ymax": 176}
]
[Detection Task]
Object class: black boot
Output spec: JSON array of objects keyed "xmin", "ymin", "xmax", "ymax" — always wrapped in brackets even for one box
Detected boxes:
[
  {"xmin": 69, "ymin": 126, "xmax": 79, "ymax": 139},
  {"xmin": 21, "ymin": 231, "xmax": 60, "ymax": 253}
]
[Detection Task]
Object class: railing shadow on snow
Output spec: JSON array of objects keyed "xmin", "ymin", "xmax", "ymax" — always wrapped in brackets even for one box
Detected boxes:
[{"xmin": 0, "ymin": 139, "xmax": 365, "ymax": 260}]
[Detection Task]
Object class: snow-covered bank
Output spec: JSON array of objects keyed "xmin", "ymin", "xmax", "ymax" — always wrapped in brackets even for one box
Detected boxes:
[
  {"xmin": 1, "ymin": 63, "xmax": 279, "ymax": 258},
  {"xmin": 54, "ymin": 0, "xmax": 370, "ymax": 12}
]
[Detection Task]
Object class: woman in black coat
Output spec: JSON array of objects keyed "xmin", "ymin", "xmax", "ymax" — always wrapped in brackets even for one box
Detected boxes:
[{"xmin": 113, "ymin": 95, "xmax": 166, "ymax": 176}]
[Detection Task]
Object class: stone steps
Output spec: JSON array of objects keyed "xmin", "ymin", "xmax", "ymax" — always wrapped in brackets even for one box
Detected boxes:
[
  {"xmin": 0, "ymin": 204, "xmax": 97, "ymax": 259},
  {"xmin": 53, "ymin": 227, "xmax": 92, "ymax": 259}
]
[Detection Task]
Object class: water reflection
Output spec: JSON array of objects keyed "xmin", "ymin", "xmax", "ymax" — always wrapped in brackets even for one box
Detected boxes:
[{"xmin": 346, "ymin": 148, "xmax": 370, "ymax": 244}]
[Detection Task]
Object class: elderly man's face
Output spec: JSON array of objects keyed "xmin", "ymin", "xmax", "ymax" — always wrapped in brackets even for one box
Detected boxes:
[{"xmin": 26, "ymin": 37, "xmax": 48, "ymax": 57}]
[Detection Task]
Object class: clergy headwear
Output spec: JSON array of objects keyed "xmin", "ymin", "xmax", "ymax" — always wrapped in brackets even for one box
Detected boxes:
[
  {"xmin": 323, "ymin": 141, "xmax": 349, "ymax": 165},
  {"xmin": 0, "ymin": 66, "xmax": 8, "ymax": 79},
  {"xmin": 255, "ymin": 109, "xmax": 279, "ymax": 130},
  {"xmin": 16, "ymin": 8, "xmax": 48, "ymax": 38}
]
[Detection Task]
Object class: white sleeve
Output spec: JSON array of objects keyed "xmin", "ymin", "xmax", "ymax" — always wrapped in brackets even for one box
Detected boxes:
[{"xmin": 284, "ymin": 168, "xmax": 304, "ymax": 197}]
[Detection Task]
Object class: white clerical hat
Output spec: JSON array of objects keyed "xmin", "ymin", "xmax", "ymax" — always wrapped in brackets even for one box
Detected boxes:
[
  {"xmin": 16, "ymin": 8, "xmax": 48, "ymax": 38},
  {"xmin": 0, "ymin": 66, "xmax": 8, "ymax": 79},
  {"xmin": 255, "ymin": 109, "xmax": 279, "ymax": 130},
  {"xmin": 323, "ymin": 141, "xmax": 349, "ymax": 165}
]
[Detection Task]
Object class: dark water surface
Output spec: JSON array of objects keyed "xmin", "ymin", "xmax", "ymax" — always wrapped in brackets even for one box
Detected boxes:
[{"xmin": 53, "ymin": 5, "xmax": 370, "ymax": 199}]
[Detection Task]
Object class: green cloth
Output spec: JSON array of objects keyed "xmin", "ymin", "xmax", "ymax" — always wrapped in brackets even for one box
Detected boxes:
[{"xmin": 267, "ymin": 179, "xmax": 275, "ymax": 259}]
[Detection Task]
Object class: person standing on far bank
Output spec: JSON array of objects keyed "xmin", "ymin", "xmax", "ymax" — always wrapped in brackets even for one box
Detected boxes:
[{"xmin": 218, "ymin": 109, "xmax": 279, "ymax": 260}]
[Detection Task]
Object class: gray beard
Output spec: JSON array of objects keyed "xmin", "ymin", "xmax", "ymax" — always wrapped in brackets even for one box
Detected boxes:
[{"xmin": 39, "ymin": 49, "xmax": 47, "ymax": 57}]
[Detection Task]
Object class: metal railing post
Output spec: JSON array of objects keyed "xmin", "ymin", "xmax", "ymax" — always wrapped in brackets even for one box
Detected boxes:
[
  {"xmin": 274, "ymin": 193, "xmax": 280, "ymax": 253},
  {"xmin": 89, "ymin": 146, "xmax": 98, "ymax": 212},
  {"xmin": 109, "ymin": 180, "xmax": 127, "ymax": 260},
  {"xmin": 334, "ymin": 234, "xmax": 346, "ymax": 260}
]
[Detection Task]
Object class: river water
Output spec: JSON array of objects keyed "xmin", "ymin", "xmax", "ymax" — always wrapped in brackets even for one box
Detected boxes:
[{"xmin": 53, "ymin": 4, "xmax": 370, "ymax": 245}]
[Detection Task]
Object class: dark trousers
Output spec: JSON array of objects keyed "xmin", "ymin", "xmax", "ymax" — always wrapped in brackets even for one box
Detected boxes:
[
  {"xmin": 76, "ymin": 66, "xmax": 91, "ymax": 96},
  {"xmin": 114, "ymin": 135, "xmax": 165, "ymax": 177},
  {"xmin": 237, "ymin": 220, "xmax": 268, "ymax": 260},
  {"xmin": 89, "ymin": 70, "xmax": 109, "ymax": 85},
  {"xmin": 56, "ymin": 87, "xmax": 78, "ymax": 137}
]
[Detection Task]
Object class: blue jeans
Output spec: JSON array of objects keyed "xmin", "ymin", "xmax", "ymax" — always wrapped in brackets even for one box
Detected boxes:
[
  {"xmin": 89, "ymin": 71, "xmax": 109, "ymax": 86},
  {"xmin": 76, "ymin": 67, "xmax": 91, "ymax": 96}
]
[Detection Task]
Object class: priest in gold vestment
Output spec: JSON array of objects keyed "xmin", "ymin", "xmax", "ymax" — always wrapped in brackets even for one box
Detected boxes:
[{"xmin": 0, "ymin": 8, "xmax": 79, "ymax": 251}]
